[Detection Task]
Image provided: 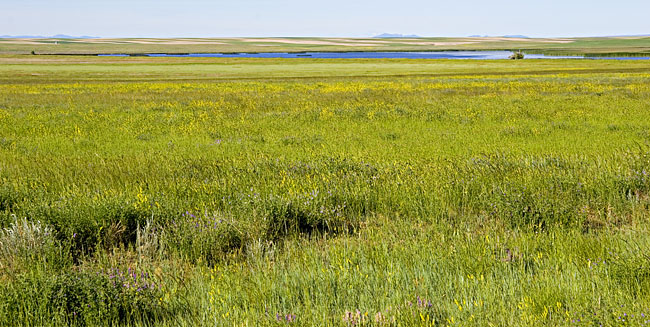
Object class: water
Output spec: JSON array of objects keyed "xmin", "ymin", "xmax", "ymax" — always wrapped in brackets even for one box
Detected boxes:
[{"xmin": 98, "ymin": 51, "xmax": 650, "ymax": 60}]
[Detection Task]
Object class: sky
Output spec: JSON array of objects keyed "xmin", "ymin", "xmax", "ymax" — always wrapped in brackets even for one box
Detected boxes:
[{"xmin": 2, "ymin": 0, "xmax": 649, "ymax": 38}]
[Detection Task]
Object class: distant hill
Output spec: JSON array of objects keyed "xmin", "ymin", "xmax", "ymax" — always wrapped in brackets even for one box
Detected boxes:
[
  {"xmin": 468, "ymin": 35, "xmax": 530, "ymax": 38},
  {"xmin": 374, "ymin": 33, "xmax": 421, "ymax": 38},
  {"xmin": 0, "ymin": 34, "xmax": 97, "ymax": 39},
  {"xmin": 603, "ymin": 34, "xmax": 650, "ymax": 37}
]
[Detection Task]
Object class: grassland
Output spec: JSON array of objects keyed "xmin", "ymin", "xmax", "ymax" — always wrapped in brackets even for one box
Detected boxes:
[
  {"xmin": 1, "ymin": 56, "xmax": 650, "ymax": 326},
  {"xmin": 1, "ymin": 36, "xmax": 650, "ymax": 55}
]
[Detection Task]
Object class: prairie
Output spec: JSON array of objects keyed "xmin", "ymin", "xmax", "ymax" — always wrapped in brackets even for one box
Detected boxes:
[
  {"xmin": 1, "ymin": 36, "xmax": 650, "ymax": 55},
  {"xmin": 1, "ymin": 56, "xmax": 650, "ymax": 326}
]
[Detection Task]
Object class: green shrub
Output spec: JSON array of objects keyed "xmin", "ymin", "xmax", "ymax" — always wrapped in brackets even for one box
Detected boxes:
[{"xmin": 509, "ymin": 51, "xmax": 525, "ymax": 59}]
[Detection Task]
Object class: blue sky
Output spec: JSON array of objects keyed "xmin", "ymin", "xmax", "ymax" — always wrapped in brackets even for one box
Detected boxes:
[{"xmin": 2, "ymin": 0, "xmax": 649, "ymax": 37}]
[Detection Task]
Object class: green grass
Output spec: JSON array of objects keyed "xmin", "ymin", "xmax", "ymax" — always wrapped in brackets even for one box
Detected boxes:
[
  {"xmin": 1, "ymin": 36, "xmax": 650, "ymax": 55},
  {"xmin": 1, "ymin": 56, "xmax": 650, "ymax": 326}
]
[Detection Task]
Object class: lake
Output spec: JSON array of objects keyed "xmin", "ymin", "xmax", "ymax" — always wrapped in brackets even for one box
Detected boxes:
[{"xmin": 98, "ymin": 51, "xmax": 650, "ymax": 60}]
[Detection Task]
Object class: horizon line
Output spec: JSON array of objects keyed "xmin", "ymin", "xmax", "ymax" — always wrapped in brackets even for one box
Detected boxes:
[{"xmin": 2, "ymin": 34, "xmax": 650, "ymax": 39}]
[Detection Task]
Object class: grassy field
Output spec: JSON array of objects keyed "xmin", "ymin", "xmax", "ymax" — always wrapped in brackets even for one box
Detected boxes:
[
  {"xmin": 1, "ymin": 56, "xmax": 650, "ymax": 326},
  {"xmin": 1, "ymin": 36, "xmax": 650, "ymax": 55}
]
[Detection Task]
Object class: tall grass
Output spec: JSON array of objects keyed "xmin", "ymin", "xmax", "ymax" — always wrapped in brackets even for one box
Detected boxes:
[{"xmin": 1, "ymin": 59, "xmax": 650, "ymax": 325}]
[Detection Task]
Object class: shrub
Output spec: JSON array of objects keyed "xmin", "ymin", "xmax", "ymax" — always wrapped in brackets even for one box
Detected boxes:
[
  {"xmin": 0, "ymin": 217, "xmax": 66, "ymax": 274},
  {"xmin": 509, "ymin": 51, "xmax": 525, "ymax": 59}
]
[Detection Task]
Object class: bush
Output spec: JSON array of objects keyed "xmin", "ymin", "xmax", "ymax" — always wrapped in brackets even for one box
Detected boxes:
[
  {"xmin": 509, "ymin": 51, "xmax": 525, "ymax": 59},
  {"xmin": 0, "ymin": 217, "xmax": 67, "ymax": 274}
]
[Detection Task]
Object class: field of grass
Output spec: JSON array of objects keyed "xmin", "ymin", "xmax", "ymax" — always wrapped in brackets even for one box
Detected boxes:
[
  {"xmin": 1, "ymin": 36, "xmax": 650, "ymax": 55},
  {"xmin": 1, "ymin": 56, "xmax": 650, "ymax": 326}
]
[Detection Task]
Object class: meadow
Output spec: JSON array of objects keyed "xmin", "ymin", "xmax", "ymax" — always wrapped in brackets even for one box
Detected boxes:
[
  {"xmin": 1, "ymin": 56, "xmax": 650, "ymax": 326},
  {"xmin": 1, "ymin": 36, "xmax": 650, "ymax": 55}
]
